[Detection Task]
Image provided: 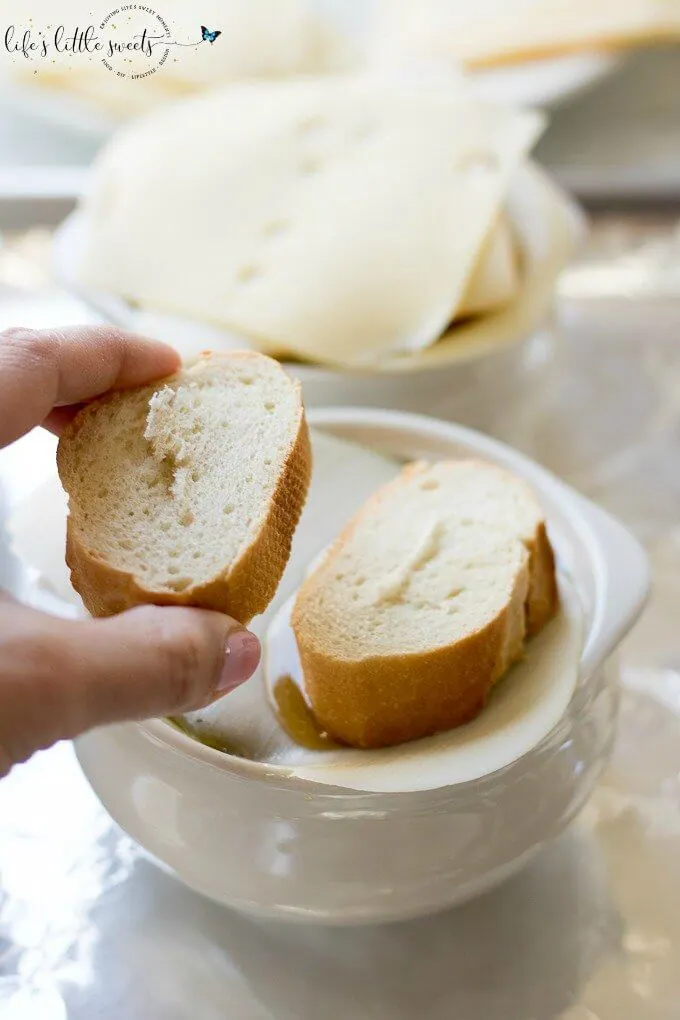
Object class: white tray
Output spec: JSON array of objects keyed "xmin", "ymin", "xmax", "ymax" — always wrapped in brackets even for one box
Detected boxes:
[{"xmin": 472, "ymin": 51, "xmax": 621, "ymax": 109}]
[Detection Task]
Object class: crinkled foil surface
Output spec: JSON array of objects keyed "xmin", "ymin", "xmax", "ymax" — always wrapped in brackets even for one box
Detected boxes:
[{"xmin": 1, "ymin": 219, "xmax": 680, "ymax": 1018}]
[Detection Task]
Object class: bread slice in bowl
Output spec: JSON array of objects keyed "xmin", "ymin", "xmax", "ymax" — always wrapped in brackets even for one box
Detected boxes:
[{"xmin": 291, "ymin": 458, "xmax": 558, "ymax": 748}]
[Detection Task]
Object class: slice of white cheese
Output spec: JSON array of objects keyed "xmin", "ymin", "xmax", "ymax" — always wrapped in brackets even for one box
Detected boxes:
[
  {"xmin": 458, "ymin": 212, "xmax": 519, "ymax": 319},
  {"xmin": 80, "ymin": 76, "xmax": 543, "ymax": 366}
]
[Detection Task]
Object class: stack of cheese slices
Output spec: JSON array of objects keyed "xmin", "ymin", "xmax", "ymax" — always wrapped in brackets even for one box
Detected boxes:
[{"xmin": 77, "ymin": 74, "xmax": 551, "ymax": 369}]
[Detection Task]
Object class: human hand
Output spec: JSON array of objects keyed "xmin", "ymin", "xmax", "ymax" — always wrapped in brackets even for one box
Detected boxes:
[{"xmin": 0, "ymin": 326, "xmax": 260, "ymax": 776}]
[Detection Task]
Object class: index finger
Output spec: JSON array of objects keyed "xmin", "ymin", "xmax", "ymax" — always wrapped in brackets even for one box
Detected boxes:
[{"xmin": 0, "ymin": 325, "xmax": 180, "ymax": 448}]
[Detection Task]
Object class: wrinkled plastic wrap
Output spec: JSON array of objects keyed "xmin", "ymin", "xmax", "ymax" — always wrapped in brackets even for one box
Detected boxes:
[{"xmin": 1, "ymin": 219, "xmax": 680, "ymax": 1017}]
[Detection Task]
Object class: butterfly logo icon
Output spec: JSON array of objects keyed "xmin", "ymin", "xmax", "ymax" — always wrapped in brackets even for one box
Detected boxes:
[{"xmin": 201, "ymin": 25, "xmax": 221, "ymax": 44}]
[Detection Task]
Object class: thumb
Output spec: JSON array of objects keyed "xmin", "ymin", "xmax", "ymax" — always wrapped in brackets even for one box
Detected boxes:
[{"xmin": 0, "ymin": 598, "xmax": 260, "ymax": 774}]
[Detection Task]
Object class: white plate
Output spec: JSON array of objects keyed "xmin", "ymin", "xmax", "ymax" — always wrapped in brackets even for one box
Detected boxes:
[
  {"xmin": 472, "ymin": 51, "xmax": 622, "ymax": 109},
  {"xmin": 2, "ymin": 46, "xmax": 620, "ymax": 143},
  {"xmin": 0, "ymin": 0, "xmax": 359, "ymax": 140}
]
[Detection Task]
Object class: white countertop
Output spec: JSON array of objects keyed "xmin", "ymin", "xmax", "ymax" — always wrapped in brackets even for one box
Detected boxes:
[{"xmin": 0, "ymin": 215, "xmax": 680, "ymax": 1017}]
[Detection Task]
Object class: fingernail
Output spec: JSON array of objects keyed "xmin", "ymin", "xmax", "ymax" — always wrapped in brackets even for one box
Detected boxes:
[{"xmin": 216, "ymin": 629, "xmax": 261, "ymax": 692}]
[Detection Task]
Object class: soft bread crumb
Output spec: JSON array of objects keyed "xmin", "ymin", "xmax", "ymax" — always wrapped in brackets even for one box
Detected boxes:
[
  {"xmin": 371, "ymin": 517, "xmax": 443, "ymax": 604},
  {"xmin": 57, "ymin": 351, "xmax": 311, "ymax": 623},
  {"xmin": 144, "ymin": 384, "xmax": 198, "ymax": 500},
  {"xmin": 292, "ymin": 458, "xmax": 558, "ymax": 748}
]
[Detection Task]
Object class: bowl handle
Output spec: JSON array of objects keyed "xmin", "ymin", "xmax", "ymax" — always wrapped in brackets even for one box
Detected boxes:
[{"xmin": 574, "ymin": 495, "xmax": 651, "ymax": 678}]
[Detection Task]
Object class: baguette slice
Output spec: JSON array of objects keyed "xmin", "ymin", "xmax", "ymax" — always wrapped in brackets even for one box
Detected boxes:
[
  {"xmin": 57, "ymin": 351, "xmax": 311, "ymax": 623},
  {"xmin": 291, "ymin": 459, "xmax": 558, "ymax": 749}
]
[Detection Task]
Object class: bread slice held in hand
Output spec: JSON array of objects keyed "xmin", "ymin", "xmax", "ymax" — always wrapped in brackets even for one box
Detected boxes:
[
  {"xmin": 291, "ymin": 459, "xmax": 558, "ymax": 749},
  {"xmin": 57, "ymin": 351, "xmax": 311, "ymax": 623}
]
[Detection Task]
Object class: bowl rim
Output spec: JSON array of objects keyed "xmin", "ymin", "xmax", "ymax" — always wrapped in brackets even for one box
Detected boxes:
[{"xmin": 133, "ymin": 405, "xmax": 649, "ymax": 789}]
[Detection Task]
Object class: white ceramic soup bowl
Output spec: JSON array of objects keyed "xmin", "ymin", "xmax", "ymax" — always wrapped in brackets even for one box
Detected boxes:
[{"xmin": 75, "ymin": 408, "xmax": 649, "ymax": 924}]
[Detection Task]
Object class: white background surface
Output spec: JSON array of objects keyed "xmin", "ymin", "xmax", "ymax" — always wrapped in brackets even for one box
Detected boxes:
[{"xmin": 1, "ymin": 220, "xmax": 680, "ymax": 1015}]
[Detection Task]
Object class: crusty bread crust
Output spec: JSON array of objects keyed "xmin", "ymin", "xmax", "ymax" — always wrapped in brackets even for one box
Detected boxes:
[
  {"xmin": 292, "ymin": 459, "xmax": 558, "ymax": 749},
  {"xmin": 296, "ymin": 570, "xmax": 529, "ymax": 749},
  {"xmin": 58, "ymin": 352, "xmax": 311, "ymax": 625},
  {"xmin": 525, "ymin": 519, "xmax": 559, "ymax": 636}
]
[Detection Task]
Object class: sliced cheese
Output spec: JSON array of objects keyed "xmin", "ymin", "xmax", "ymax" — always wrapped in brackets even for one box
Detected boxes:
[
  {"xmin": 81, "ymin": 76, "xmax": 543, "ymax": 366},
  {"xmin": 458, "ymin": 213, "xmax": 519, "ymax": 319}
]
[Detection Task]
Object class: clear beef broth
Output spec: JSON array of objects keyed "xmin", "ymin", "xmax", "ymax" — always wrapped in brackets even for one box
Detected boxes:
[{"xmin": 270, "ymin": 674, "xmax": 340, "ymax": 751}]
